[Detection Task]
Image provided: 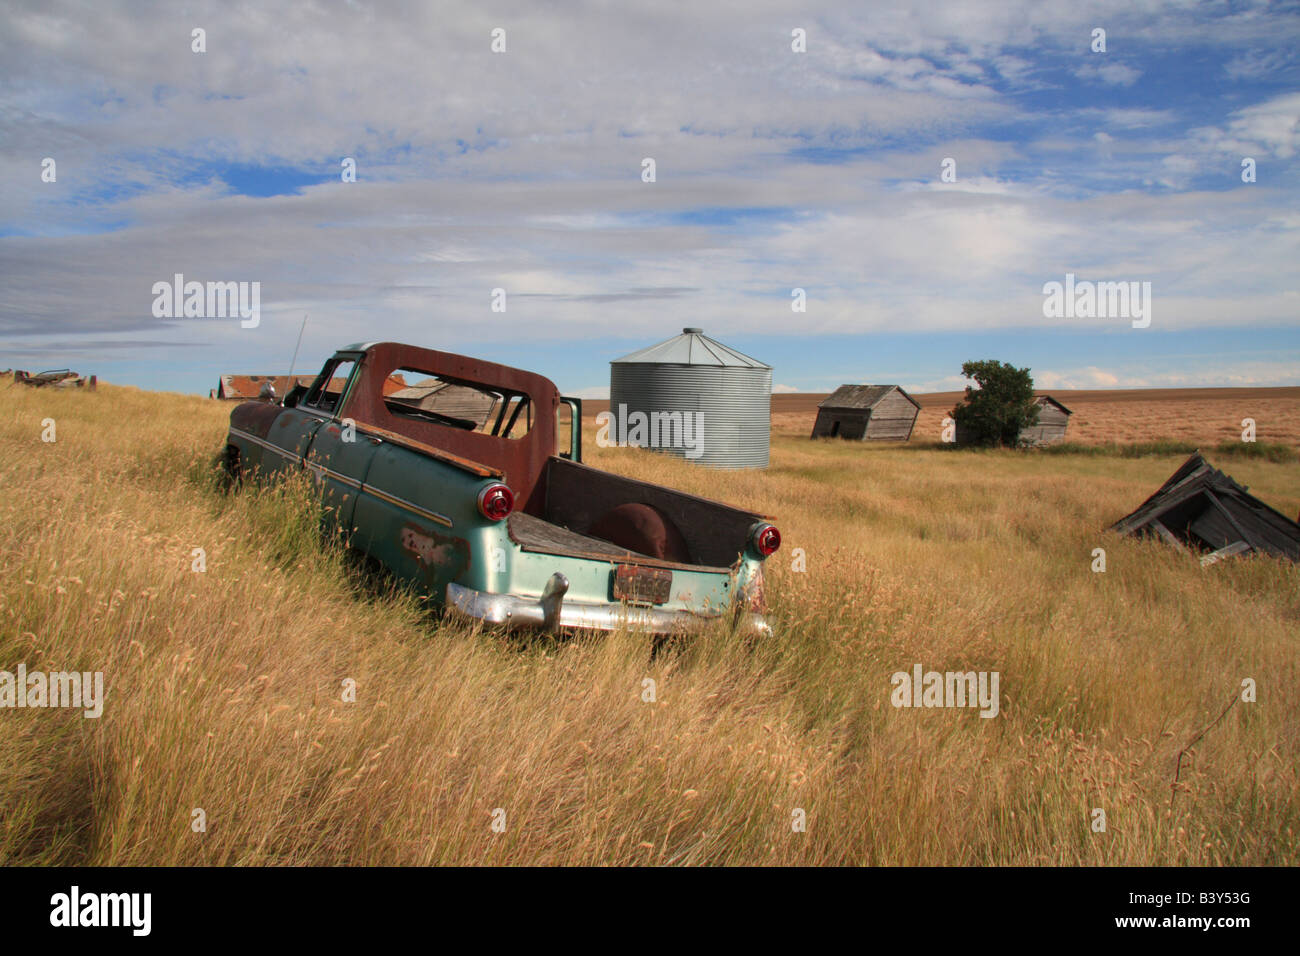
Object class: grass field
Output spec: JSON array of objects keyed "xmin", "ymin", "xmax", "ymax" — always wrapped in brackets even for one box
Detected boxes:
[
  {"xmin": 1, "ymin": 382, "xmax": 1297, "ymax": 865},
  {"xmin": 734, "ymin": 386, "xmax": 1300, "ymax": 450}
]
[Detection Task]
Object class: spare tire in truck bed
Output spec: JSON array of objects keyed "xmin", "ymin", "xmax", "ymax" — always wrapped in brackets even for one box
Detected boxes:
[{"xmin": 588, "ymin": 503, "xmax": 693, "ymax": 564}]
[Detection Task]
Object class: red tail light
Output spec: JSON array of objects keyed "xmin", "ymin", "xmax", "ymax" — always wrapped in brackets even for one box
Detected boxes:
[
  {"xmin": 752, "ymin": 523, "xmax": 780, "ymax": 557},
  {"xmin": 477, "ymin": 483, "xmax": 514, "ymax": 521}
]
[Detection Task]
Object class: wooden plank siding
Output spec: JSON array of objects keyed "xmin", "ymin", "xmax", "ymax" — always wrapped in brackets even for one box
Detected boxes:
[
  {"xmin": 865, "ymin": 390, "xmax": 920, "ymax": 440},
  {"xmin": 1109, "ymin": 452, "xmax": 1300, "ymax": 563},
  {"xmin": 1018, "ymin": 396, "xmax": 1072, "ymax": 446},
  {"xmin": 812, "ymin": 385, "xmax": 920, "ymax": 441},
  {"xmin": 811, "ymin": 409, "xmax": 870, "ymax": 439}
]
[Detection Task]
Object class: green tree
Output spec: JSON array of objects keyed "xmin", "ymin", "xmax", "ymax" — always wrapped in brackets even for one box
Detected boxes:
[{"xmin": 951, "ymin": 360, "xmax": 1039, "ymax": 447}]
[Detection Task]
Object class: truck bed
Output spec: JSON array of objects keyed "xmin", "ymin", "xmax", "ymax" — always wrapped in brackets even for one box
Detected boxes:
[
  {"xmin": 507, "ymin": 512, "xmax": 725, "ymax": 572},
  {"xmin": 515, "ymin": 456, "xmax": 764, "ymax": 573}
]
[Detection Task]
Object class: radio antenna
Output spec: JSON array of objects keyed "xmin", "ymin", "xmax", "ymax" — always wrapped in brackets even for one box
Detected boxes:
[{"xmin": 286, "ymin": 314, "xmax": 308, "ymax": 387}]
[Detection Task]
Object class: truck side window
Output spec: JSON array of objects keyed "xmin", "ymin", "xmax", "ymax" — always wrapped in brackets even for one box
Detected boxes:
[{"xmin": 303, "ymin": 359, "xmax": 356, "ymax": 415}]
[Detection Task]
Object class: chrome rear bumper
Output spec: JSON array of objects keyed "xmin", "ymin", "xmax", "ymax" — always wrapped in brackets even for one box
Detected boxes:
[{"xmin": 445, "ymin": 572, "xmax": 770, "ymax": 637}]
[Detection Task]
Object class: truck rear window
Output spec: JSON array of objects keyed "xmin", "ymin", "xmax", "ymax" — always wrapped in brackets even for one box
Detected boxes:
[{"xmin": 384, "ymin": 369, "xmax": 533, "ymax": 438}]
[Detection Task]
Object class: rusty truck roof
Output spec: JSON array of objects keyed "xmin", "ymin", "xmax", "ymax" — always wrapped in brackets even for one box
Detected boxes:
[{"xmin": 341, "ymin": 342, "xmax": 561, "ymax": 512}]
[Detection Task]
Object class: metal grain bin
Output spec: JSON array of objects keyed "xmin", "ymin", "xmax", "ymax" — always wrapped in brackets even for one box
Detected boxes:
[{"xmin": 609, "ymin": 328, "xmax": 772, "ymax": 469}]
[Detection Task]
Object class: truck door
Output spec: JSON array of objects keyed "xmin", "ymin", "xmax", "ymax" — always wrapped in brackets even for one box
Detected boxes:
[
  {"xmin": 350, "ymin": 439, "xmax": 471, "ymax": 597},
  {"xmin": 261, "ymin": 407, "xmax": 325, "ymax": 479},
  {"xmin": 298, "ymin": 356, "xmax": 379, "ymax": 539}
]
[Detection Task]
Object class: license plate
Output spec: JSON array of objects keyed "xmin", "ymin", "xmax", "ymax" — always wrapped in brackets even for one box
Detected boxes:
[{"xmin": 613, "ymin": 564, "xmax": 672, "ymax": 605}]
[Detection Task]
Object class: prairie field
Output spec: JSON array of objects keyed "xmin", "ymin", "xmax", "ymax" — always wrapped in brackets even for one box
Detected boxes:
[
  {"xmin": 764, "ymin": 386, "xmax": 1300, "ymax": 449},
  {"xmin": 1, "ymin": 382, "xmax": 1297, "ymax": 865}
]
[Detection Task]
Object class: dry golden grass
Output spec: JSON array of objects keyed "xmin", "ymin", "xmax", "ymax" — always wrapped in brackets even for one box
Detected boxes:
[{"xmin": 1, "ymin": 381, "xmax": 1297, "ymax": 865}]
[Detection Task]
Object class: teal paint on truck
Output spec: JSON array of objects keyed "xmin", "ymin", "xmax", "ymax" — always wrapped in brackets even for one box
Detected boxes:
[{"xmin": 225, "ymin": 342, "xmax": 778, "ymax": 636}]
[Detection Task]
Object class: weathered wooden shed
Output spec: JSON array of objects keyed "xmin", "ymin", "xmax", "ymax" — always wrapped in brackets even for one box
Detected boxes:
[
  {"xmin": 811, "ymin": 385, "xmax": 920, "ymax": 441},
  {"xmin": 1019, "ymin": 395, "xmax": 1072, "ymax": 446},
  {"xmin": 385, "ymin": 378, "xmax": 499, "ymax": 426},
  {"xmin": 1110, "ymin": 452, "xmax": 1300, "ymax": 564},
  {"xmin": 952, "ymin": 394, "xmax": 1074, "ymax": 446}
]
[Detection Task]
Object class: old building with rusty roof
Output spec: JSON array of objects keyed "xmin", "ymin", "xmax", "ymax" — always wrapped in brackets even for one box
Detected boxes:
[{"xmin": 216, "ymin": 373, "xmax": 407, "ymax": 400}]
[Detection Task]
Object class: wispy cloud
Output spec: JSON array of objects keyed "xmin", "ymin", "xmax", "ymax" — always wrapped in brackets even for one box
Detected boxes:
[
  {"xmin": 1074, "ymin": 61, "xmax": 1142, "ymax": 87},
  {"xmin": 1, "ymin": 0, "xmax": 1297, "ymax": 393}
]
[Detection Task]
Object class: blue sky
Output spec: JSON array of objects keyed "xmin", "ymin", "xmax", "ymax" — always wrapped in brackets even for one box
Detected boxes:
[{"xmin": 2, "ymin": 0, "xmax": 1298, "ymax": 397}]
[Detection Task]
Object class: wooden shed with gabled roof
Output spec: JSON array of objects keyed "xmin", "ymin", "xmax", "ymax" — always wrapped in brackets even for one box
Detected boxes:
[
  {"xmin": 953, "ymin": 394, "xmax": 1073, "ymax": 446},
  {"xmin": 1020, "ymin": 395, "xmax": 1072, "ymax": 446},
  {"xmin": 811, "ymin": 385, "xmax": 921, "ymax": 441}
]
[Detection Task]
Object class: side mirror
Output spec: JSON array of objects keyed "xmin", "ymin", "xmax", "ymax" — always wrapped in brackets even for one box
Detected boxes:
[
  {"xmin": 283, "ymin": 384, "xmax": 308, "ymax": 408},
  {"xmin": 559, "ymin": 397, "xmax": 582, "ymax": 463}
]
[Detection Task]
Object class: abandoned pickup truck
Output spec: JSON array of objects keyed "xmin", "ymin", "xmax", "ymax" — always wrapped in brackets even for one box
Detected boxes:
[{"xmin": 223, "ymin": 342, "xmax": 780, "ymax": 635}]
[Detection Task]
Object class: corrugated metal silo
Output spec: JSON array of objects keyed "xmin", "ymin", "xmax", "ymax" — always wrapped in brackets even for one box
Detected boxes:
[{"xmin": 609, "ymin": 328, "xmax": 772, "ymax": 468}]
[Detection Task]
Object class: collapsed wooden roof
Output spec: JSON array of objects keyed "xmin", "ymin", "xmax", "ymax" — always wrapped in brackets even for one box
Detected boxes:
[
  {"xmin": 818, "ymin": 384, "xmax": 920, "ymax": 411},
  {"xmin": 1110, "ymin": 452, "xmax": 1300, "ymax": 565}
]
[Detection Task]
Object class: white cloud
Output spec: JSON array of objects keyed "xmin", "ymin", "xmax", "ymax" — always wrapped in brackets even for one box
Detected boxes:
[
  {"xmin": 1225, "ymin": 92, "xmax": 1300, "ymax": 159},
  {"xmin": 3, "ymin": 157, "xmax": 1296, "ymax": 358},
  {"xmin": 1, "ymin": 0, "xmax": 1297, "ymax": 388},
  {"xmin": 904, "ymin": 373, "xmax": 969, "ymax": 394},
  {"xmin": 1074, "ymin": 107, "xmax": 1178, "ymax": 130},
  {"xmin": 1074, "ymin": 61, "xmax": 1142, "ymax": 87},
  {"xmin": 565, "ymin": 385, "xmax": 610, "ymax": 400},
  {"xmin": 1035, "ymin": 366, "xmax": 1120, "ymax": 389},
  {"xmin": 1224, "ymin": 50, "xmax": 1291, "ymax": 80},
  {"xmin": 1190, "ymin": 92, "xmax": 1300, "ymax": 161},
  {"xmin": 912, "ymin": 358, "xmax": 1300, "ymax": 393}
]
